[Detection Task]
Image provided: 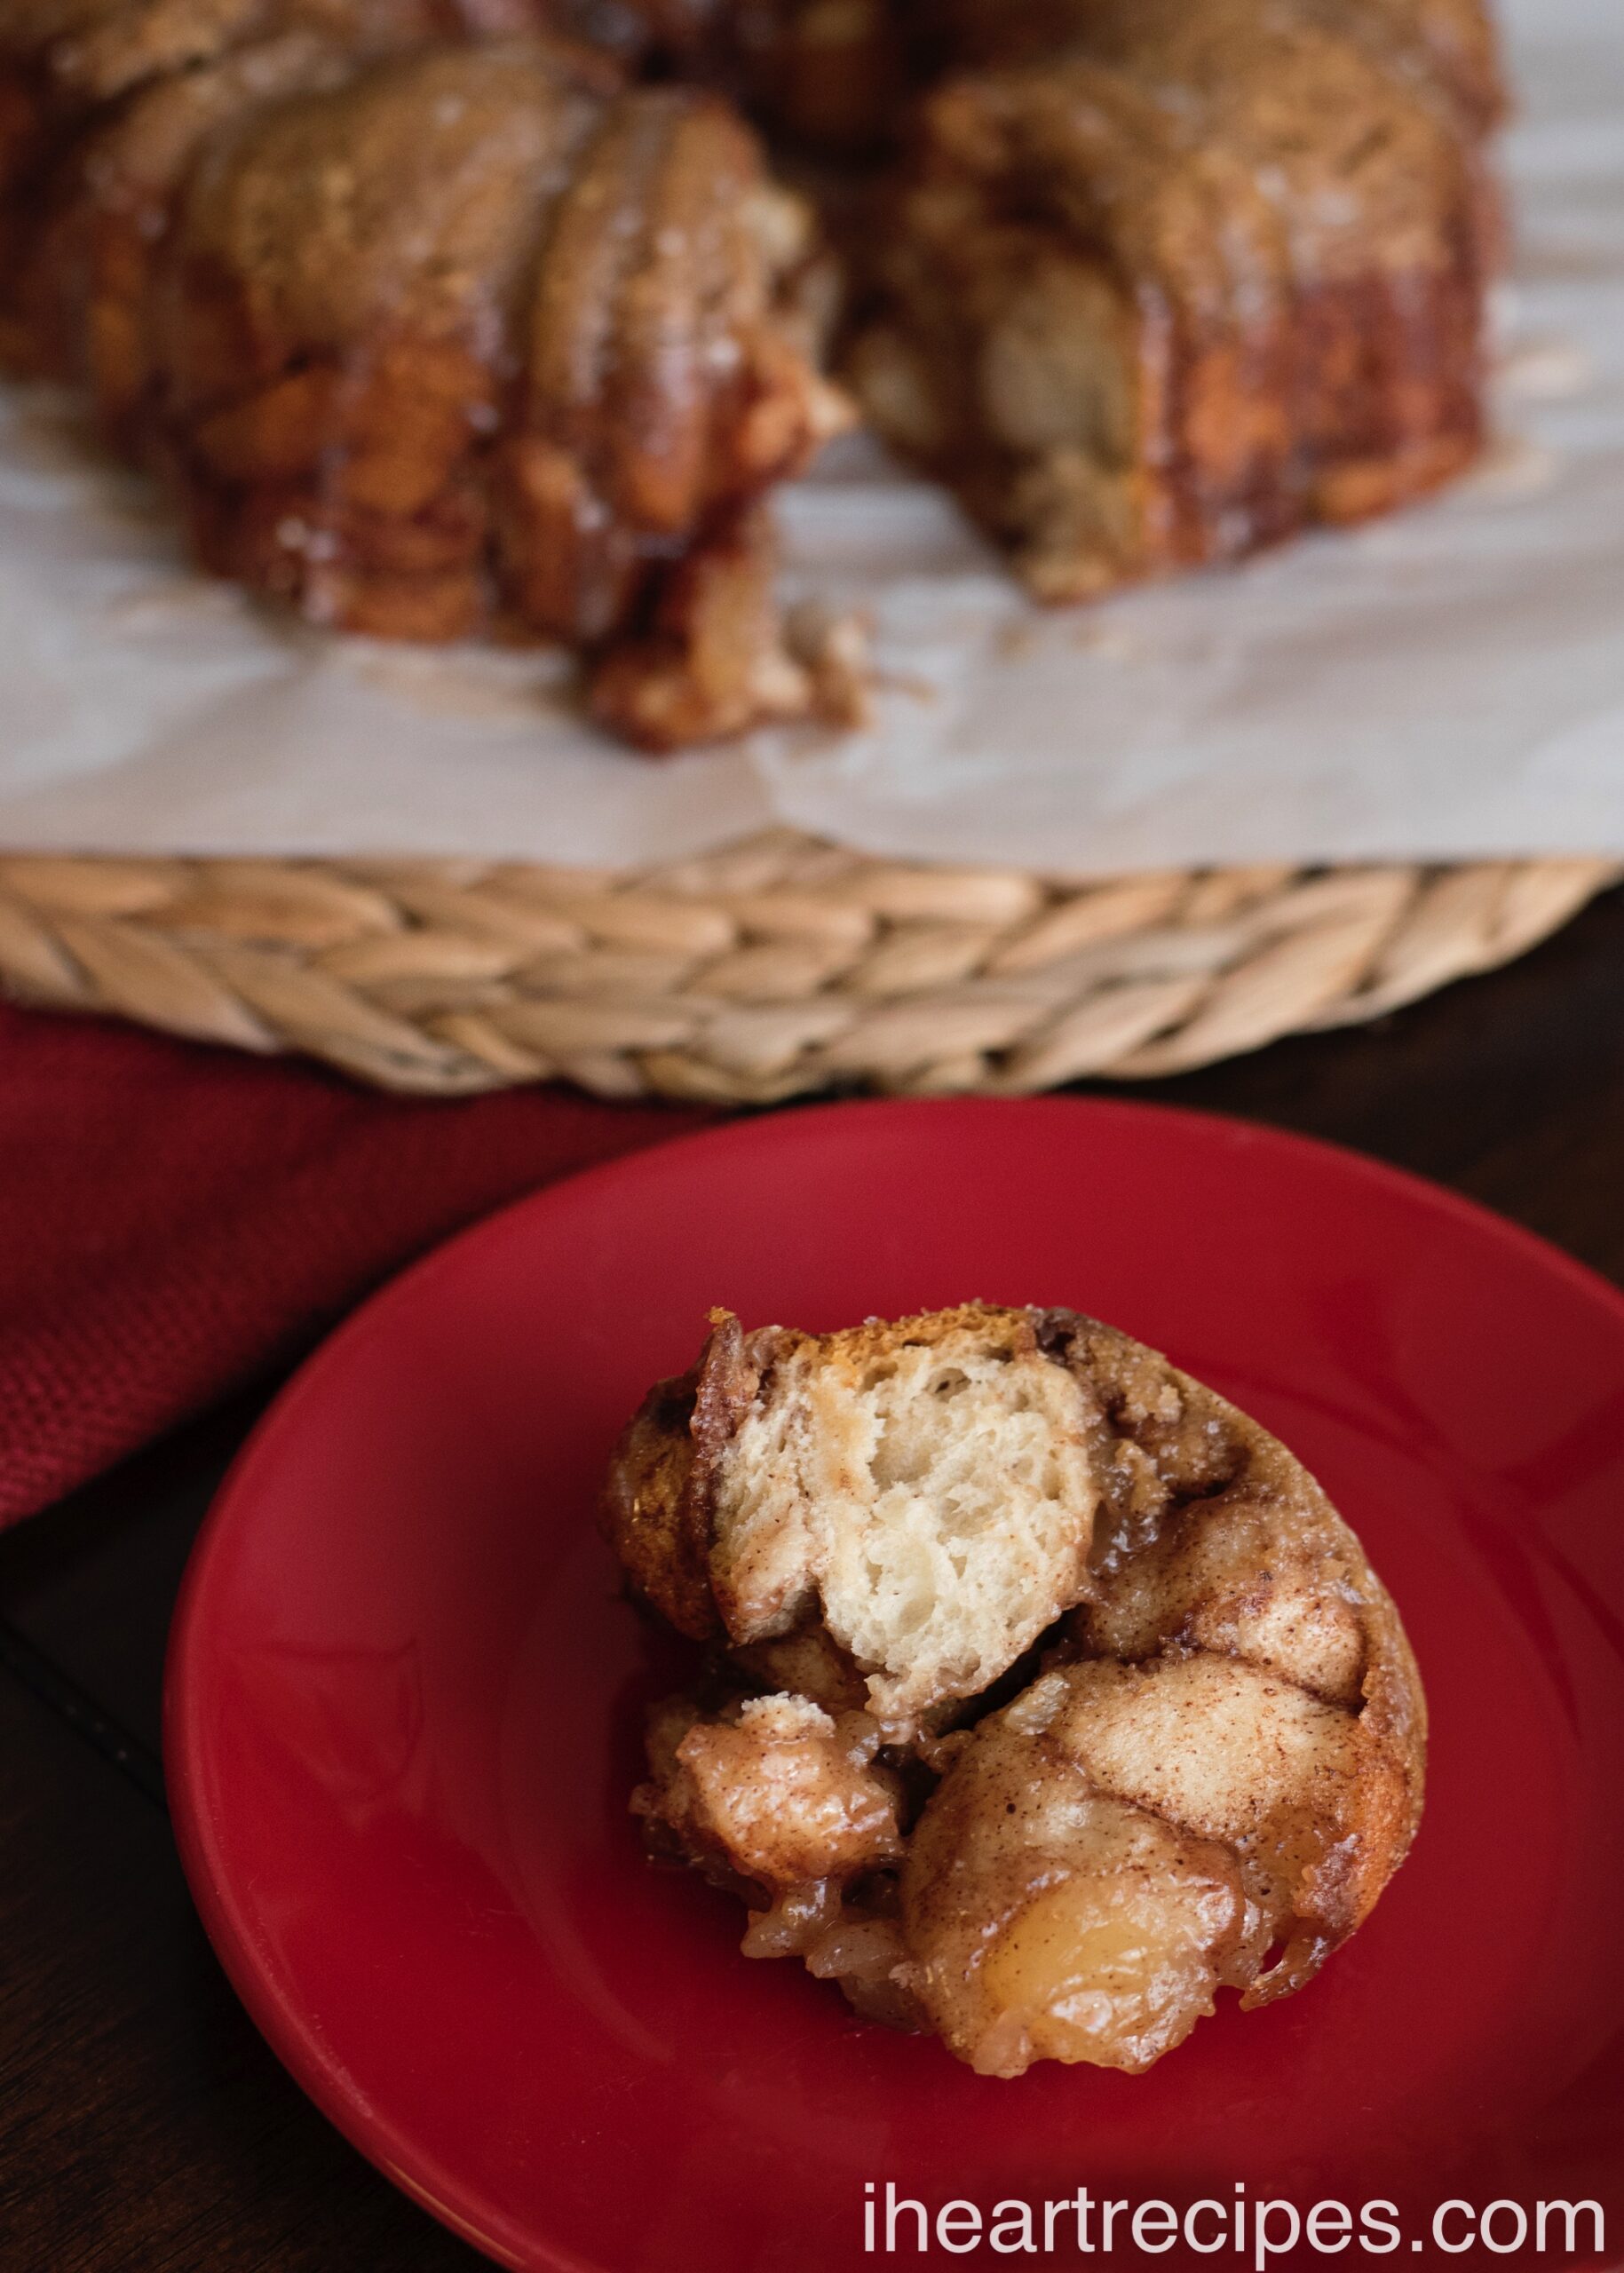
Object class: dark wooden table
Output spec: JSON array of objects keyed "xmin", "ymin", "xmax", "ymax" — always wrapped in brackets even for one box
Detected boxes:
[{"xmin": 4, "ymin": 886, "xmax": 1623, "ymax": 2273}]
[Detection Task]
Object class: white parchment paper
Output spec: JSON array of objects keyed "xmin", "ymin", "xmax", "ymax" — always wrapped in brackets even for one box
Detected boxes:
[{"xmin": 0, "ymin": 0, "xmax": 1620, "ymax": 872}]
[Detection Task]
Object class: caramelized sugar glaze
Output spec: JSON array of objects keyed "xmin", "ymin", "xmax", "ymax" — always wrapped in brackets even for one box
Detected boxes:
[{"xmin": 603, "ymin": 1305, "xmax": 1425, "ymax": 2075}]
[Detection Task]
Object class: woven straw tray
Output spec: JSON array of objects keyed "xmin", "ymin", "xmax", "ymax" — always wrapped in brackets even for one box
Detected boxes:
[{"xmin": 0, "ymin": 840, "xmax": 1612, "ymax": 1102}]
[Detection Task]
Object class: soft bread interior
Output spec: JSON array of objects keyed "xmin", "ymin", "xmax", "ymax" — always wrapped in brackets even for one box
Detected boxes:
[
  {"xmin": 852, "ymin": 238, "xmax": 1145, "ymax": 603},
  {"xmin": 709, "ymin": 1310, "xmax": 1097, "ymax": 1718}
]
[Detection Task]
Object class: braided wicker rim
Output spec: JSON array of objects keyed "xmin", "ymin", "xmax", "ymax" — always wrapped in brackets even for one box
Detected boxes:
[{"xmin": 0, "ymin": 838, "xmax": 1612, "ymax": 1102}]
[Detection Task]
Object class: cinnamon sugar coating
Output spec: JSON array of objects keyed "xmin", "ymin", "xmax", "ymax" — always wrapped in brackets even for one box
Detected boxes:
[
  {"xmin": 942, "ymin": 0, "xmax": 1505, "ymax": 132},
  {"xmin": 608, "ymin": 1302, "xmax": 1427, "ymax": 2073}
]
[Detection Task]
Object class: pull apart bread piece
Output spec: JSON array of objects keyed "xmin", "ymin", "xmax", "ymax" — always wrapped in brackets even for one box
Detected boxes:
[
  {"xmin": 852, "ymin": 0, "xmax": 1501, "ymax": 605},
  {"xmin": 603, "ymin": 1303, "xmax": 1426, "ymax": 2075},
  {"xmin": 604, "ymin": 1303, "xmax": 1102, "ymax": 1725},
  {"xmin": 903, "ymin": 1649, "xmax": 1415, "ymax": 2077}
]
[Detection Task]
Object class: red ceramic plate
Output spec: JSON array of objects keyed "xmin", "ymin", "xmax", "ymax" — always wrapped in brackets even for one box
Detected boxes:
[{"xmin": 166, "ymin": 1099, "xmax": 1624, "ymax": 2273}]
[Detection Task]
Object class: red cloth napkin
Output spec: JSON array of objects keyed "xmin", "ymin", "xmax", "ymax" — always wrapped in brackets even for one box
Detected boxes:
[{"xmin": 0, "ymin": 1001, "xmax": 716, "ymax": 1526}]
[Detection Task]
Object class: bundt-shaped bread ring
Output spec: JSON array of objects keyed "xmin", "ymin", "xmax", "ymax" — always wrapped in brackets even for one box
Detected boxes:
[
  {"xmin": 0, "ymin": 0, "xmax": 1505, "ymax": 744},
  {"xmin": 606, "ymin": 1303, "xmax": 1426, "ymax": 2074},
  {"xmin": 852, "ymin": 0, "xmax": 1497, "ymax": 604}
]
